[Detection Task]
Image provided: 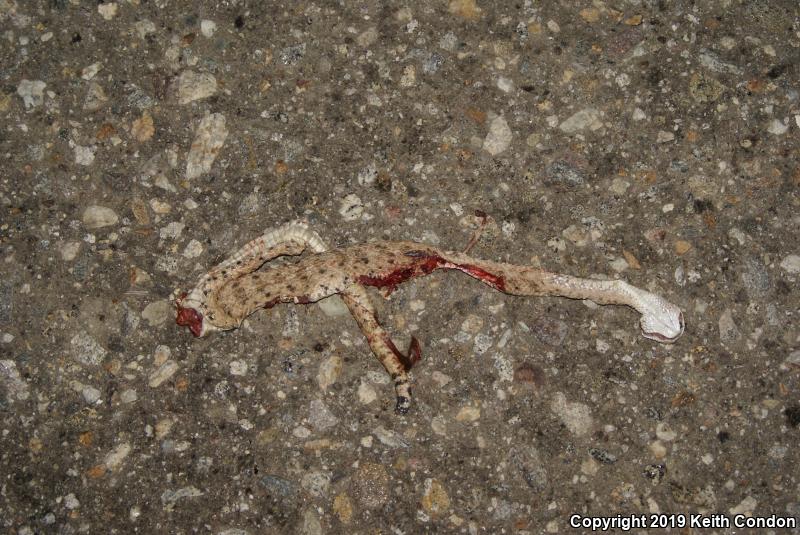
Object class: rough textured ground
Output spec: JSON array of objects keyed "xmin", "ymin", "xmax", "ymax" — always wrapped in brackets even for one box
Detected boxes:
[{"xmin": 2, "ymin": 1, "xmax": 799, "ymax": 534}]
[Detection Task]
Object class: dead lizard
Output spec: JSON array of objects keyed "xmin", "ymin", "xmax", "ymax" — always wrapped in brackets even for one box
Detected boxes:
[{"xmin": 176, "ymin": 221, "xmax": 684, "ymax": 413}]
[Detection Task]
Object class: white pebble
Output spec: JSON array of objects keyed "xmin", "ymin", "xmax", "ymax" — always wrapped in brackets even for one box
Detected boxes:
[
  {"xmin": 177, "ymin": 70, "xmax": 218, "ymax": 105},
  {"xmin": 60, "ymin": 241, "xmax": 81, "ymax": 261},
  {"xmin": 767, "ymin": 118, "xmax": 789, "ymax": 135},
  {"xmin": 17, "ymin": 79, "xmax": 47, "ymax": 109},
  {"xmin": 482, "ymin": 115, "xmax": 513, "ymax": 155},
  {"xmin": 159, "ymin": 221, "xmax": 185, "ymax": 240},
  {"xmin": 82, "ymin": 385, "xmax": 101, "ymax": 404},
  {"xmin": 149, "ymin": 360, "xmax": 179, "ymax": 388},
  {"xmin": 358, "ymin": 381, "xmax": 377, "ymax": 404},
  {"xmin": 182, "ymin": 239, "xmax": 204, "ymax": 258},
  {"xmin": 200, "ymin": 20, "xmax": 217, "ymax": 37},
  {"xmin": 339, "ymin": 194, "xmax": 364, "ymax": 221},
  {"xmin": 97, "ymin": 2, "xmax": 118, "ymax": 20},
  {"xmin": 74, "ymin": 145, "xmax": 96, "ymax": 166},
  {"xmin": 496, "ymin": 76, "xmax": 513, "ymax": 92},
  {"xmin": 186, "ymin": 113, "xmax": 227, "ymax": 179},
  {"xmin": 779, "ymin": 254, "xmax": 800, "ymax": 274},
  {"xmin": 229, "ymin": 360, "xmax": 248, "ymax": 376}
]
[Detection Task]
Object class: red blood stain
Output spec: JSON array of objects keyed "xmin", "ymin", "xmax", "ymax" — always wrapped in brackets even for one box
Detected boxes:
[
  {"xmin": 357, "ymin": 254, "xmax": 444, "ymax": 294},
  {"xmin": 263, "ymin": 297, "xmax": 281, "ymax": 309},
  {"xmin": 357, "ymin": 252, "xmax": 506, "ymax": 293},
  {"xmin": 455, "ymin": 263, "xmax": 506, "ymax": 291},
  {"xmin": 379, "ymin": 332, "xmax": 422, "ymax": 371},
  {"xmin": 176, "ymin": 306, "xmax": 203, "ymax": 337}
]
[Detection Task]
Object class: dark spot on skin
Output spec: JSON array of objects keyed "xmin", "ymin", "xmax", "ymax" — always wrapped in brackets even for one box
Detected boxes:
[
  {"xmin": 287, "ymin": 284, "xmax": 295, "ymax": 291},
  {"xmin": 319, "ymin": 267, "xmax": 327, "ymax": 274},
  {"xmin": 360, "ymin": 257, "xmax": 369, "ymax": 264}
]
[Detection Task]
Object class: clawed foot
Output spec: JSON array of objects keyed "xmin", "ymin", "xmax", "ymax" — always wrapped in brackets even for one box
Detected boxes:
[{"xmin": 395, "ymin": 395, "xmax": 411, "ymax": 415}]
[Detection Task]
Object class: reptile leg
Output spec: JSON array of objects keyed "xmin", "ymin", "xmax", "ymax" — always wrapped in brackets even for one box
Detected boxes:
[{"xmin": 340, "ymin": 283, "xmax": 421, "ymax": 414}]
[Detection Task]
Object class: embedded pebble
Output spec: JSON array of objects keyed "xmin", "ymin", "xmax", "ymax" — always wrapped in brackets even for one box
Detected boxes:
[
  {"xmin": 300, "ymin": 471, "xmax": 330, "ymax": 498},
  {"xmin": 200, "ymin": 20, "xmax": 217, "ymax": 37},
  {"xmin": 82, "ymin": 385, "xmax": 102, "ymax": 404},
  {"xmin": 333, "ymin": 494, "xmax": 353, "ymax": 524},
  {"xmin": 229, "ymin": 360, "xmax": 248, "ymax": 376},
  {"xmin": 149, "ymin": 360, "xmax": 179, "ymax": 388},
  {"xmin": 308, "ymin": 399, "xmax": 339, "ymax": 432},
  {"xmin": 60, "ymin": 242, "xmax": 81, "ymax": 261},
  {"xmin": 550, "ymin": 392, "xmax": 593, "ymax": 436},
  {"xmin": 81, "ymin": 62, "xmax": 102, "ymax": 80},
  {"xmin": 531, "ymin": 317, "xmax": 568, "ymax": 346},
  {"xmin": 448, "ymin": 0, "xmax": 482, "ymax": 21},
  {"xmin": 134, "ymin": 19, "xmax": 156, "ymax": 39},
  {"xmin": 177, "ymin": 71, "xmax": 218, "ymax": 105},
  {"xmin": 82, "ymin": 206, "xmax": 118, "ymax": 229},
  {"xmin": 142, "ymin": 300, "xmax": 171, "ymax": 326},
  {"xmin": 546, "ymin": 161, "xmax": 585, "ymax": 187},
  {"xmin": 455, "ymin": 405, "xmax": 480, "ymax": 422},
  {"xmin": 421, "ymin": 478, "xmax": 450, "ymax": 516},
  {"xmin": 70, "ymin": 332, "xmax": 107, "ymax": 366},
  {"xmin": 339, "ymin": 194, "xmax": 364, "ymax": 221},
  {"xmin": 317, "ymin": 354, "xmax": 342, "ymax": 390},
  {"xmin": 373, "ymin": 426, "xmax": 409, "ymax": 448},
  {"xmin": 119, "ymin": 389, "xmax": 138, "ymax": 404},
  {"xmin": 161, "ymin": 486, "xmax": 203, "ymax": 505},
  {"xmin": 718, "ymin": 308, "xmax": 740, "ymax": 343},
  {"xmin": 64, "ymin": 493, "xmax": 80, "ymax": 510},
  {"xmin": 559, "ymin": 108, "xmax": 602, "ymax": 133},
  {"xmin": 482, "ymin": 115, "xmax": 512, "ymax": 156},
  {"xmin": 17, "ymin": 79, "xmax": 46, "ymax": 109},
  {"xmin": 399, "ymin": 65, "xmax": 416, "ymax": 87},
  {"xmin": 779, "ymin": 254, "xmax": 800, "ymax": 274},
  {"xmin": 97, "ymin": 2, "xmax": 118, "ymax": 20},
  {"xmin": 353, "ymin": 462, "xmax": 390, "ymax": 509},
  {"xmin": 186, "ymin": 113, "xmax": 228, "ymax": 179},
  {"xmin": 609, "ymin": 178, "xmax": 630, "ymax": 195},
  {"xmin": 317, "ymin": 295, "xmax": 349, "ymax": 317},
  {"xmin": 729, "ymin": 496, "xmax": 757, "ymax": 516},
  {"xmin": 159, "ymin": 221, "xmax": 185, "ymax": 240},
  {"xmin": 740, "ymin": 257, "xmax": 770, "ymax": 297},
  {"xmin": 182, "ymin": 239, "xmax": 204, "ymax": 259},
  {"xmin": 259, "ymin": 475, "xmax": 295, "ymax": 497},
  {"xmin": 0, "ymin": 360, "xmax": 30, "ymax": 401},
  {"xmin": 84, "ymin": 82, "xmax": 108, "ymax": 111},
  {"xmin": 767, "ymin": 118, "xmax": 789, "ymax": 135},
  {"xmin": 131, "ymin": 111, "xmax": 154, "ymax": 142},
  {"xmin": 656, "ymin": 422, "xmax": 677, "ymax": 441},
  {"xmin": 657, "ymin": 130, "xmax": 675, "ymax": 143},
  {"xmin": 357, "ymin": 163, "xmax": 377, "ymax": 186},
  {"xmin": 358, "ymin": 380, "xmax": 377, "ymax": 404},
  {"xmin": 104, "ymin": 443, "xmax": 131, "ymax": 471},
  {"xmin": 74, "ymin": 145, "xmax": 96, "ymax": 166}
]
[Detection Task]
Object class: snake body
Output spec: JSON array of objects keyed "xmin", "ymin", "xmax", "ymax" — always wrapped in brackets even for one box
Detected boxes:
[{"xmin": 177, "ymin": 222, "xmax": 684, "ymax": 413}]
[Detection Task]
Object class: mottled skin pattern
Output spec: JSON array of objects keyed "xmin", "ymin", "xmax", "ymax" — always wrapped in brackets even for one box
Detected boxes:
[{"xmin": 177, "ymin": 222, "xmax": 684, "ymax": 413}]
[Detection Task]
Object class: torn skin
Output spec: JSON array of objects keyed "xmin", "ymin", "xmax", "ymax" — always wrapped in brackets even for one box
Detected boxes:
[{"xmin": 357, "ymin": 252, "xmax": 507, "ymax": 294}]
